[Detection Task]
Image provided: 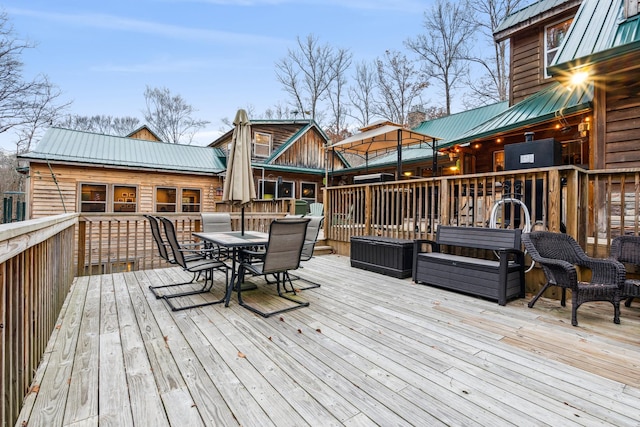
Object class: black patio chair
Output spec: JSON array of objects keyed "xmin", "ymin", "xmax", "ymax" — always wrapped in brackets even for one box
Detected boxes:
[
  {"xmin": 236, "ymin": 218, "xmax": 310, "ymax": 317},
  {"xmin": 156, "ymin": 216, "xmax": 230, "ymax": 311},
  {"xmin": 145, "ymin": 214, "xmax": 206, "ymax": 297},
  {"xmin": 610, "ymin": 235, "xmax": 640, "ymax": 307},
  {"xmin": 522, "ymin": 231, "xmax": 625, "ymax": 326}
]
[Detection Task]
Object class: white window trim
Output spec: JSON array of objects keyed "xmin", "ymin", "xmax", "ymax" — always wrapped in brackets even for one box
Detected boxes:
[
  {"xmin": 544, "ymin": 18, "xmax": 572, "ymax": 79},
  {"xmin": 253, "ymin": 131, "xmax": 272, "ymax": 158}
]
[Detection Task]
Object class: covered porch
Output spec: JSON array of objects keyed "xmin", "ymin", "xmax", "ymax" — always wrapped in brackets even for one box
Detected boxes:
[{"xmin": 16, "ymin": 255, "xmax": 640, "ymax": 426}]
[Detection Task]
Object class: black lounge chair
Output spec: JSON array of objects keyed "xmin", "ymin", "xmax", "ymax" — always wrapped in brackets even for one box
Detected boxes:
[
  {"xmin": 610, "ymin": 235, "xmax": 640, "ymax": 307},
  {"xmin": 522, "ymin": 231, "xmax": 625, "ymax": 326}
]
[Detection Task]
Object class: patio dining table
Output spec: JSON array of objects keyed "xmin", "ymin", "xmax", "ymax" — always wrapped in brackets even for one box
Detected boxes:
[{"xmin": 193, "ymin": 230, "xmax": 269, "ymax": 306}]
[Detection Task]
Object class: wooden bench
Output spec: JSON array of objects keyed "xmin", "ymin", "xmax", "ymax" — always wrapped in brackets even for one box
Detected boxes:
[{"xmin": 412, "ymin": 226, "xmax": 525, "ymax": 305}]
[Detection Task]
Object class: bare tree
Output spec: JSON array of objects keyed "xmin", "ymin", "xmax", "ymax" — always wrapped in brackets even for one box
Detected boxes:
[
  {"xmin": 405, "ymin": 0, "xmax": 477, "ymax": 115},
  {"xmin": 14, "ymin": 75, "xmax": 70, "ymax": 153},
  {"xmin": 143, "ymin": 86, "xmax": 209, "ymax": 144},
  {"xmin": 275, "ymin": 34, "xmax": 350, "ymax": 123},
  {"xmin": 56, "ymin": 114, "xmax": 140, "ymax": 136},
  {"xmin": 464, "ymin": 0, "xmax": 530, "ymax": 106},
  {"xmin": 374, "ymin": 50, "xmax": 429, "ymax": 126},
  {"xmin": 326, "ymin": 48, "xmax": 352, "ymax": 142},
  {"xmin": 348, "ymin": 61, "xmax": 378, "ymax": 128}
]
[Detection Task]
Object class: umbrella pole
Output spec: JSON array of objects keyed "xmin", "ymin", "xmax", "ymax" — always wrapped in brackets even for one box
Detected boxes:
[{"xmin": 241, "ymin": 207, "xmax": 245, "ymax": 235}]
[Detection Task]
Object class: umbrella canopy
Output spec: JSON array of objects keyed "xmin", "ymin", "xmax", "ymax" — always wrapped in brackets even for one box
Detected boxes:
[
  {"xmin": 223, "ymin": 109, "xmax": 256, "ymax": 205},
  {"xmin": 328, "ymin": 121, "xmax": 441, "ymax": 178}
]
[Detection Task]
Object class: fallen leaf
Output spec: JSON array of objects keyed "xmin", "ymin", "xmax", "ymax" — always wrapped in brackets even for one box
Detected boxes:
[
  {"xmin": 268, "ymin": 336, "xmax": 272, "ymax": 341},
  {"xmin": 29, "ymin": 384, "xmax": 40, "ymax": 394},
  {"xmin": 55, "ymin": 324, "xmax": 61, "ymax": 330},
  {"xmin": 238, "ymin": 351, "xmax": 246, "ymax": 358},
  {"xmin": 315, "ymin": 328, "xmax": 322, "ymax": 333},
  {"xmin": 297, "ymin": 329, "xmax": 302, "ymax": 334},
  {"xmin": 279, "ymin": 317, "xmax": 285, "ymax": 322}
]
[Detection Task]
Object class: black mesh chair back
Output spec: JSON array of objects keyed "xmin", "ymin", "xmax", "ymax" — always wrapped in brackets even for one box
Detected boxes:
[{"xmin": 144, "ymin": 214, "xmax": 170, "ymax": 262}]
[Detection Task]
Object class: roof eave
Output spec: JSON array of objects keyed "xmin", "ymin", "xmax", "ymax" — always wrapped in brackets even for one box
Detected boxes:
[
  {"xmin": 494, "ymin": 0, "xmax": 583, "ymax": 43},
  {"xmin": 548, "ymin": 40, "xmax": 640, "ymax": 76}
]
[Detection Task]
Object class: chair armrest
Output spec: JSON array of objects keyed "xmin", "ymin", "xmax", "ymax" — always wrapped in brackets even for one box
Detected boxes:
[
  {"xmin": 577, "ymin": 257, "xmax": 626, "ymax": 287},
  {"xmin": 414, "ymin": 239, "xmax": 439, "ymax": 253},
  {"xmin": 497, "ymin": 247, "xmax": 525, "ymax": 263},
  {"xmin": 528, "ymin": 255, "xmax": 578, "ymax": 289}
]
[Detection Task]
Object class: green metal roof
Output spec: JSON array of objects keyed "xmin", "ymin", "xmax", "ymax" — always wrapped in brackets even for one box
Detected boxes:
[
  {"xmin": 20, "ymin": 127, "xmax": 226, "ymax": 174},
  {"xmin": 413, "ymin": 102, "xmax": 509, "ymax": 146},
  {"xmin": 446, "ymin": 81, "xmax": 593, "ymax": 146},
  {"xmin": 494, "ymin": 0, "xmax": 582, "ymax": 40},
  {"xmin": 549, "ymin": 0, "xmax": 640, "ymax": 74},
  {"xmin": 364, "ymin": 102, "xmax": 509, "ymax": 167}
]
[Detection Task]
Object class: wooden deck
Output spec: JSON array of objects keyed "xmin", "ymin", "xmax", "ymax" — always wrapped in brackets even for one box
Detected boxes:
[{"xmin": 17, "ymin": 254, "xmax": 640, "ymax": 426}]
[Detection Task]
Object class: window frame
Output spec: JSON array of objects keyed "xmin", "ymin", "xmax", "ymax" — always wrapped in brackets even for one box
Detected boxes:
[
  {"xmin": 544, "ymin": 18, "xmax": 573, "ymax": 78},
  {"xmin": 258, "ymin": 179, "xmax": 277, "ymax": 200},
  {"xmin": 113, "ymin": 184, "xmax": 138, "ymax": 213},
  {"xmin": 79, "ymin": 183, "xmax": 108, "ymax": 213},
  {"xmin": 181, "ymin": 188, "xmax": 202, "ymax": 213},
  {"xmin": 253, "ymin": 131, "xmax": 272, "ymax": 158},
  {"xmin": 300, "ymin": 182, "xmax": 317, "ymax": 202},
  {"xmin": 277, "ymin": 180, "xmax": 294, "ymax": 199},
  {"xmin": 156, "ymin": 186, "xmax": 178, "ymax": 213}
]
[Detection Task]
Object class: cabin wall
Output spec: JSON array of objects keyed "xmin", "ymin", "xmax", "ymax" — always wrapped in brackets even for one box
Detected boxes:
[
  {"xmin": 27, "ymin": 163, "xmax": 220, "ymax": 218},
  {"xmin": 604, "ymin": 78, "xmax": 640, "ymax": 169}
]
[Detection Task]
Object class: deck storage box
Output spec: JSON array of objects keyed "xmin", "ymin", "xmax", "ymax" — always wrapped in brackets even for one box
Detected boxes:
[{"xmin": 350, "ymin": 236, "xmax": 414, "ymax": 278}]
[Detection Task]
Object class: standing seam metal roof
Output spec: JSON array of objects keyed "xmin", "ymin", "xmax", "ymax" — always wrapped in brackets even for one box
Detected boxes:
[
  {"xmin": 549, "ymin": 0, "xmax": 640, "ymax": 74},
  {"xmin": 19, "ymin": 127, "xmax": 226, "ymax": 174},
  {"xmin": 495, "ymin": 0, "xmax": 582, "ymax": 36}
]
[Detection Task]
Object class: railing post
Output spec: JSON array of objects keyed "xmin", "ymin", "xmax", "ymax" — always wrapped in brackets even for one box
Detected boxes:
[
  {"xmin": 548, "ymin": 169, "xmax": 562, "ymax": 232},
  {"xmin": 365, "ymin": 185, "xmax": 371, "ymax": 235},
  {"xmin": 564, "ymin": 168, "xmax": 581, "ymax": 244},
  {"xmin": 440, "ymin": 178, "xmax": 450, "ymax": 227},
  {"xmin": 77, "ymin": 219, "xmax": 86, "ymax": 277}
]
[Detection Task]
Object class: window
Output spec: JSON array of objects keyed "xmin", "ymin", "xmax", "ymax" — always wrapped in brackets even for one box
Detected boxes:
[
  {"xmin": 544, "ymin": 18, "xmax": 573, "ymax": 78},
  {"xmin": 80, "ymin": 184, "xmax": 107, "ymax": 212},
  {"xmin": 493, "ymin": 150, "xmax": 505, "ymax": 172},
  {"xmin": 156, "ymin": 187, "xmax": 177, "ymax": 212},
  {"xmin": 253, "ymin": 132, "xmax": 272, "ymax": 158},
  {"xmin": 113, "ymin": 185, "xmax": 137, "ymax": 213},
  {"xmin": 277, "ymin": 180, "xmax": 294, "ymax": 199},
  {"xmin": 181, "ymin": 188, "xmax": 201, "ymax": 212},
  {"xmin": 300, "ymin": 182, "xmax": 316, "ymax": 202},
  {"xmin": 258, "ymin": 180, "xmax": 276, "ymax": 200}
]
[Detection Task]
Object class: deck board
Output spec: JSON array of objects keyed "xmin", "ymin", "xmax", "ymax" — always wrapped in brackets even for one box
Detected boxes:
[{"xmin": 17, "ymin": 254, "xmax": 640, "ymax": 426}]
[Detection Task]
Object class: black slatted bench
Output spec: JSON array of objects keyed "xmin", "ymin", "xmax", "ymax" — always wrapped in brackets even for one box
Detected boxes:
[{"xmin": 412, "ymin": 226, "xmax": 525, "ymax": 305}]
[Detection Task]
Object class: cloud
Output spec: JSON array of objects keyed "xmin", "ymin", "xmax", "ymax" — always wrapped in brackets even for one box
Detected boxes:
[
  {"xmin": 153, "ymin": 0, "xmax": 425, "ymax": 12},
  {"xmin": 6, "ymin": 7, "xmax": 287, "ymax": 45}
]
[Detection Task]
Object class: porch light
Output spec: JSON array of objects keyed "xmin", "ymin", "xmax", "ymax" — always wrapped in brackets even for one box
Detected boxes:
[
  {"xmin": 403, "ymin": 171, "xmax": 413, "ymax": 177},
  {"xmin": 570, "ymin": 70, "xmax": 589, "ymax": 87}
]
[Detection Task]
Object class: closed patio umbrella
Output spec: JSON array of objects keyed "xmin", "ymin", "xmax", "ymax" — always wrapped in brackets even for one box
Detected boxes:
[{"xmin": 222, "ymin": 109, "xmax": 256, "ymax": 235}]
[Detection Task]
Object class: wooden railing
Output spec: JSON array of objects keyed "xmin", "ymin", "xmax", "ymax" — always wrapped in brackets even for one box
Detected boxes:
[
  {"xmin": 325, "ymin": 166, "xmax": 640, "ymax": 256},
  {"xmin": 76, "ymin": 211, "xmax": 290, "ymax": 277},
  {"xmin": 0, "ymin": 213, "xmax": 77, "ymax": 427}
]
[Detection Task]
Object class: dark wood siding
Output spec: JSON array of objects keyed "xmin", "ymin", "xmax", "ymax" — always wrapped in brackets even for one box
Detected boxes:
[{"xmin": 605, "ymin": 79, "xmax": 640, "ymax": 168}]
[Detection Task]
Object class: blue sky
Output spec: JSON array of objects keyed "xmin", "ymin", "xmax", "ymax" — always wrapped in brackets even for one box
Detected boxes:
[{"xmin": 0, "ymin": 0, "xmax": 435, "ymax": 150}]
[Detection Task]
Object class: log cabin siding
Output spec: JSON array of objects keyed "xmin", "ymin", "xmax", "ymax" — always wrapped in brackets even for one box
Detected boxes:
[
  {"xmin": 605, "ymin": 79, "xmax": 640, "ymax": 168},
  {"xmin": 27, "ymin": 163, "xmax": 220, "ymax": 218},
  {"xmin": 272, "ymin": 130, "xmax": 327, "ymax": 168},
  {"xmin": 508, "ymin": 9, "xmax": 578, "ymax": 105}
]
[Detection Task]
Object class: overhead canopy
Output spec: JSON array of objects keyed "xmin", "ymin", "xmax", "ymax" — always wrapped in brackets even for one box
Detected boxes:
[{"xmin": 329, "ymin": 121, "xmax": 441, "ymax": 179}]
